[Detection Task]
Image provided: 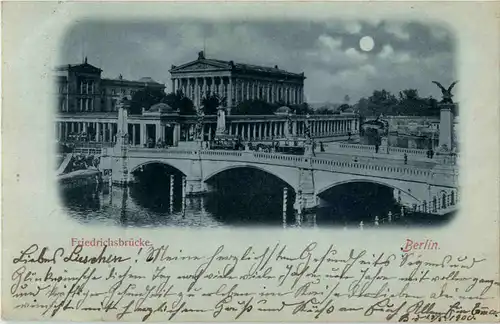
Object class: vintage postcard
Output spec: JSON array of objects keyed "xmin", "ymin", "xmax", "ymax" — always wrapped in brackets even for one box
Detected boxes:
[{"xmin": 2, "ymin": 1, "xmax": 499, "ymax": 322}]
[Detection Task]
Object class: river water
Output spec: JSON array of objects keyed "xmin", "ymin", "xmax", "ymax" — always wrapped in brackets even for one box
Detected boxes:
[{"xmin": 60, "ymin": 163, "xmax": 454, "ymax": 229}]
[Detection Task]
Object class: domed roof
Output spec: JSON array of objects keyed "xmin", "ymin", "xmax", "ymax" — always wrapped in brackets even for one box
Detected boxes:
[
  {"xmin": 148, "ymin": 102, "xmax": 174, "ymax": 113},
  {"xmin": 275, "ymin": 106, "xmax": 292, "ymax": 115}
]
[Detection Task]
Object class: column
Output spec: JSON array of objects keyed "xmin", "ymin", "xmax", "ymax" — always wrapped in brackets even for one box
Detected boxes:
[
  {"xmin": 83, "ymin": 122, "xmax": 88, "ymax": 134},
  {"xmin": 202, "ymin": 78, "xmax": 206, "ymax": 99},
  {"xmin": 94, "ymin": 122, "xmax": 99, "ymax": 141},
  {"xmin": 173, "ymin": 124, "xmax": 180, "ymax": 146},
  {"xmin": 252, "ymin": 123, "xmax": 257, "ymax": 139},
  {"xmin": 264, "ymin": 123, "xmax": 268, "ymax": 139},
  {"xmin": 228, "ymin": 77, "xmax": 233, "ymax": 111},
  {"xmin": 195, "ymin": 78, "xmax": 199, "ymax": 109},
  {"xmin": 139, "ymin": 123, "xmax": 147, "ymax": 147},
  {"xmin": 187, "ymin": 124, "xmax": 192, "ymax": 141},
  {"xmin": 58, "ymin": 122, "xmax": 62, "ymax": 141},
  {"xmin": 110, "ymin": 123, "xmax": 114, "ymax": 142},
  {"xmin": 155, "ymin": 123, "xmax": 161, "ymax": 142}
]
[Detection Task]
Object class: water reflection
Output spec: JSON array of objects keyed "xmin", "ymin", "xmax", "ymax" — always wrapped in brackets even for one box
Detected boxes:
[{"xmin": 60, "ymin": 179, "xmax": 453, "ymax": 229}]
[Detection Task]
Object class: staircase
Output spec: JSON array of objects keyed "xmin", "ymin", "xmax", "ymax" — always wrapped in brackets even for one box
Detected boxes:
[{"xmin": 56, "ymin": 153, "xmax": 73, "ymax": 175}]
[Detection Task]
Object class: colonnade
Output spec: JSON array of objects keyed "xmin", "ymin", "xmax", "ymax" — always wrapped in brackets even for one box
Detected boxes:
[
  {"xmin": 55, "ymin": 116, "xmax": 358, "ymax": 145},
  {"xmin": 172, "ymin": 76, "xmax": 304, "ymax": 109},
  {"xmin": 55, "ymin": 120, "xmax": 181, "ymax": 147},
  {"xmin": 179, "ymin": 117, "xmax": 358, "ymax": 142},
  {"xmin": 56, "ymin": 121, "xmax": 117, "ymax": 143}
]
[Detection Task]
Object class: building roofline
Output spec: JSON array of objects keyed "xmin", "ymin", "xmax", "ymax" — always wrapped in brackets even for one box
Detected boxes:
[
  {"xmin": 169, "ymin": 52, "xmax": 305, "ymax": 79},
  {"xmin": 54, "ymin": 62, "xmax": 103, "ymax": 73},
  {"xmin": 101, "ymin": 78, "xmax": 165, "ymax": 86}
]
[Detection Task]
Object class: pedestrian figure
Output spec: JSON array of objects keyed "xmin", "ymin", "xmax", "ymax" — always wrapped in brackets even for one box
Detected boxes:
[
  {"xmin": 320, "ymin": 141, "xmax": 325, "ymax": 152},
  {"xmin": 430, "ymin": 149, "xmax": 434, "ymax": 159},
  {"xmin": 375, "ymin": 144, "xmax": 379, "ymax": 153},
  {"xmin": 404, "ymin": 153, "xmax": 408, "ymax": 164}
]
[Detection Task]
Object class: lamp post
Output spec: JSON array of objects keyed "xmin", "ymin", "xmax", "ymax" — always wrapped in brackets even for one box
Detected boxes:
[
  {"xmin": 195, "ymin": 106, "xmax": 205, "ymax": 148},
  {"xmin": 304, "ymin": 113, "xmax": 314, "ymax": 156}
]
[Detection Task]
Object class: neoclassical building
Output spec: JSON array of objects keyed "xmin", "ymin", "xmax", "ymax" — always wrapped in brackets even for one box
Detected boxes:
[
  {"xmin": 55, "ymin": 58, "xmax": 165, "ymax": 113},
  {"xmin": 169, "ymin": 51, "xmax": 306, "ymax": 113}
]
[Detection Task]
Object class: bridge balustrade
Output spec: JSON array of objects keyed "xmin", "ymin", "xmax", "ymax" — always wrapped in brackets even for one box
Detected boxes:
[
  {"xmin": 335, "ymin": 142, "xmax": 429, "ymax": 156},
  {"xmin": 120, "ymin": 147, "xmax": 455, "ymax": 187}
]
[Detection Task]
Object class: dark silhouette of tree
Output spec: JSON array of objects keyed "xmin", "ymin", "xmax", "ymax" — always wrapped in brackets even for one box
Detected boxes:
[
  {"xmin": 290, "ymin": 102, "xmax": 313, "ymax": 115},
  {"xmin": 398, "ymin": 89, "xmax": 419, "ymax": 101},
  {"xmin": 232, "ymin": 99, "xmax": 278, "ymax": 115},
  {"xmin": 316, "ymin": 107, "xmax": 334, "ymax": 115},
  {"xmin": 163, "ymin": 90, "xmax": 195, "ymax": 115},
  {"xmin": 337, "ymin": 104, "xmax": 351, "ymax": 112},
  {"xmin": 129, "ymin": 86, "xmax": 167, "ymax": 115},
  {"xmin": 354, "ymin": 88, "xmax": 442, "ymax": 117},
  {"xmin": 201, "ymin": 92, "xmax": 225, "ymax": 115}
]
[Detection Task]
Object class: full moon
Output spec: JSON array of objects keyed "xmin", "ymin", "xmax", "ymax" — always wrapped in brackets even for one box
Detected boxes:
[{"xmin": 359, "ymin": 36, "xmax": 375, "ymax": 52}]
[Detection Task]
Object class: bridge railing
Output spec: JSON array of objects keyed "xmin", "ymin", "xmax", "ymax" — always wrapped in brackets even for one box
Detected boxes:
[
  {"xmin": 331, "ymin": 142, "xmax": 429, "ymax": 157},
  {"xmin": 359, "ymin": 191, "xmax": 459, "ymax": 229},
  {"xmin": 310, "ymin": 156, "xmax": 432, "ymax": 179},
  {"xmin": 123, "ymin": 147, "xmax": 456, "ymax": 186},
  {"xmin": 73, "ymin": 147, "xmax": 102, "ymax": 155}
]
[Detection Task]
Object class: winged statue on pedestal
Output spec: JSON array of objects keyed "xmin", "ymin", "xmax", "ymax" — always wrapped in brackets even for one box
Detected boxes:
[{"xmin": 432, "ymin": 80, "xmax": 458, "ymax": 104}]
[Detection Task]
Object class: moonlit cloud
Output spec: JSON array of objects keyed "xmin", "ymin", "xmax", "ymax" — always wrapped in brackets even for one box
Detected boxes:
[
  {"xmin": 344, "ymin": 21, "xmax": 362, "ymax": 34},
  {"xmin": 384, "ymin": 22, "xmax": 411, "ymax": 40},
  {"xmin": 60, "ymin": 20, "xmax": 455, "ymax": 104}
]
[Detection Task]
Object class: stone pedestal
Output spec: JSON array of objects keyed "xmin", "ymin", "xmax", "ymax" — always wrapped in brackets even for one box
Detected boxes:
[
  {"xmin": 380, "ymin": 136, "xmax": 389, "ymax": 153},
  {"xmin": 185, "ymin": 179, "xmax": 207, "ymax": 196},
  {"xmin": 304, "ymin": 142, "xmax": 314, "ymax": 156},
  {"xmin": 111, "ymin": 146, "xmax": 130, "ymax": 186},
  {"xmin": 438, "ymin": 103, "xmax": 455, "ymax": 152},
  {"xmin": 297, "ymin": 167, "xmax": 316, "ymax": 212},
  {"xmin": 185, "ymin": 158, "xmax": 207, "ymax": 196}
]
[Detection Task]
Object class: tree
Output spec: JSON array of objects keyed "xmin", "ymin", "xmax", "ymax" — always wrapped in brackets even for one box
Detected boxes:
[
  {"xmin": 290, "ymin": 102, "xmax": 313, "ymax": 115},
  {"xmin": 164, "ymin": 90, "xmax": 195, "ymax": 115},
  {"xmin": 398, "ymin": 89, "xmax": 419, "ymax": 101},
  {"xmin": 316, "ymin": 107, "xmax": 334, "ymax": 115},
  {"xmin": 201, "ymin": 92, "xmax": 225, "ymax": 115},
  {"xmin": 232, "ymin": 99, "xmax": 278, "ymax": 115},
  {"xmin": 128, "ymin": 86, "xmax": 167, "ymax": 115}
]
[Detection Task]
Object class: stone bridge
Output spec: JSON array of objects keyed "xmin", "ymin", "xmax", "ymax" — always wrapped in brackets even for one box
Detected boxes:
[{"xmin": 101, "ymin": 146, "xmax": 458, "ymax": 211}]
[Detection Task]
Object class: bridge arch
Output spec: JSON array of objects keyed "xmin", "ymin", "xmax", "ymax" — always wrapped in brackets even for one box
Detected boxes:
[
  {"xmin": 203, "ymin": 163, "xmax": 297, "ymax": 192},
  {"xmin": 128, "ymin": 159, "xmax": 188, "ymax": 177},
  {"xmin": 317, "ymin": 178, "xmax": 421, "ymax": 203}
]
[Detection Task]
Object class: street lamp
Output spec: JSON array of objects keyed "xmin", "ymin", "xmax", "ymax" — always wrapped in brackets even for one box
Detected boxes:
[{"xmin": 305, "ymin": 113, "xmax": 311, "ymax": 141}]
